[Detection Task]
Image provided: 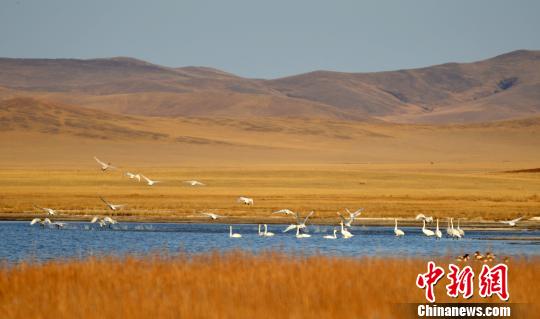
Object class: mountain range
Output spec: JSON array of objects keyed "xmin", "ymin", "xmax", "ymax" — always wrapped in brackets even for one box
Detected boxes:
[{"xmin": 1, "ymin": 49, "xmax": 539, "ymax": 123}]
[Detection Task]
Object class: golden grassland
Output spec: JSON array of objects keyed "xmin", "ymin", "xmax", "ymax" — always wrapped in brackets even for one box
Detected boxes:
[
  {"xmin": 0, "ymin": 252, "xmax": 538, "ymax": 319},
  {"xmin": 0, "ymin": 164, "xmax": 539, "ymax": 223}
]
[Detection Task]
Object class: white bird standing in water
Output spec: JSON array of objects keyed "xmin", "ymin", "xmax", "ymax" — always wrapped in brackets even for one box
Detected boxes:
[
  {"xmin": 229, "ymin": 226, "xmax": 242, "ymax": 238},
  {"xmin": 340, "ymin": 221, "xmax": 353, "ymax": 238},
  {"xmin": 457, "ymin": 219, "xmax": 465, "ymax": 236},
  {"xmin": 435, "ymin": 219, "xmax": 442, "ymax": 239},
  {"xmin": 263, "ymin": 224, "xmax": 274, "ymax": 237},
  {"xmin": 237, "ymin": 197, "xmax": 254, "ymax": 205},
  {"xmin": 446, "ymin": 218, "xmax": 453, "ymax": 236},
  {"xmin": 323, "ymin": 228, "xmax": 338, "ymax": 239},
  {"xmin": 100, "ymin": 197, "xmax": 125, "ymax": 211},
  {"xmin": 338, "ymin": 208, "xmax": 363, "ymax": 227},
  {"xmin": 33, "ymin": 204, "xmax": 57, "ymax": 216},
  {"xmin": 295, "ymin": 225, "xmax": 311, "ymax": 238},
  {"xmin": 449, "ymin": 218, "xmax": 461, "ymax": 239},
  {"xmin": 500, "ymin": 217, "xmax": 523, "ymax": 227},
  {"xmin": 94, "ymin": 157, "xmax": 116, "ymax": 171},
  {"xmin": 394, "ymin": 219, "xmax": 405, "ymax": 237},
  {"xmin": 141, "ymin": 174, "xmax": 160, "ymax": 186},
  {"xmin": 184, "ymin": 180, "xmax": 205, "ymax": 186},
  {"xmin": 422, "ymin": 220, "xmax": 435, "ymax": 237}
]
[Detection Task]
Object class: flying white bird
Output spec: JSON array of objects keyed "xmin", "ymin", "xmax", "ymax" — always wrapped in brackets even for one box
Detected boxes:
[
  {"xmin": 323, "ymin": 228, "xmax": 338, "ymax": 239},
  {"xmin": 340, "ymin": 221, "xmax": 353, "ymax": 238},
  {"xmin": 100, "ymin": 197, "xmax": 125, "ymax": 211},
  {"xmin": 435, "ymin": 219, "xmax": 442, "ymax": 239},
  {"xmin": 297, "ymin": 211, "xmax": 314, "ymax": 230},
  {"xmin": 237, "ymin": 197, "xmax": 254, "ymax": 205},
  {"xmin": 94, "ymin": 157, "xmax": 116, "ymax": 171},
  {"xmin": 30, "ymin": 218, "xmax": 52, "ymax": 226},
  {"xmin": 200, "ymin": 212, "xmax": 221, "ymax": 220},
  {"xmin": 229, "ymin": 226, "xmax": 242, "ymax": 238},
  {"xmin": 422, "ymin": 220, "xmax": 435, "ymax": 237},
  {"xmin": 263, "ymin": 224, "xmax": 274, "ymax": 237},
  {"xmin": 338, "ymin": 208, "xmax": 363, "ymax": 227},
  {"xmin": 394, "ymin": 219, "xmax": 405, "ymax": 237},
  {"xmin": 500, "ymin": 217, "xmax": 523, "ymax": 227},
  {"xmin": 273, "ymin": 209, "xmax": 295, "ymax": 216},
  {"xmin": 91, "ymin": 216, "xmax": 117, "ymax": 227},
  {"xmin": 125, "ymin": 172, "xmax": 141, "ymax": 182},
  {"xmin": 103, "ymin": 216, "xmax": 118, "ymax": 225},
  {"xmin": 416, "ymin": 214, "xmax": 433, "ymax": 223},
  {"xmin": 282, "ymin": 224, "xmax": 297, "ymax": 233},
  {"xmin": 184, "ymin": 180, "xmax": 205, "ymax": 186},
  {"xmin": 141, "ymin": 174, "xmax": 160, "ymax": 186},
  {"xmin": 33, "ymin": 205, "xmax": 57, "ymax": 216}
]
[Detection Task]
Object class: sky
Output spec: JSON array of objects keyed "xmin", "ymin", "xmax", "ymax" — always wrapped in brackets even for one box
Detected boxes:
[{"xmin": 1, "ymin": 0, "xmax": 539, "ymax": 78}]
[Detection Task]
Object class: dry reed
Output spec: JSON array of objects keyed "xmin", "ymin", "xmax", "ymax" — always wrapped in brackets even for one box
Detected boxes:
[{"xmin": 0, "ymin": 252, "xmax": 538, "ymax": 319}]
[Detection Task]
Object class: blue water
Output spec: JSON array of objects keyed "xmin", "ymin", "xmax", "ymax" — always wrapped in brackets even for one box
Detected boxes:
[{"xmin": 0, "ymin": 221, "xmax": 538, "ymax": 263}]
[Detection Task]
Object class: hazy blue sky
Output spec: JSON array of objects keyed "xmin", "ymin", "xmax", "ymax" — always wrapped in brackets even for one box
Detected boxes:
[{"xmin": 1, "ymin": 0, "xmax": 539, "ymax": 78}]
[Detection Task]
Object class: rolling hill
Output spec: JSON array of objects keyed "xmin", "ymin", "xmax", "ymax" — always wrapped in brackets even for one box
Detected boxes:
[{"xmin": 0, "ymin": 50, "xmax": 539, "ymax": 123}]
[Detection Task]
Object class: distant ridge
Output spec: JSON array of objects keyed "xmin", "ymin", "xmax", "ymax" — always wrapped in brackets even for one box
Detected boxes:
[{"xmin": 1, "ymin": 50, "xmax": 539, "ymax": 123}]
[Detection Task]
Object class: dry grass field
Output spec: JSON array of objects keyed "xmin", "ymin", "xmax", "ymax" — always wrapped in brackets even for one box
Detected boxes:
[
  {"xmin": 0, "ymin": 252, "xmax": 538, "ymax": 319},
  {"xmin": 0, "ymin": 163, "xmax": 539, "ymax": 223}
]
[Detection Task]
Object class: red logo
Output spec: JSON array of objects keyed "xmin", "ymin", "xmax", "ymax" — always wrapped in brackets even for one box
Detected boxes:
[
  {"xmin": 416, "ymin": 261, "xmax": 445, "ymax": 302},
  {"xmin": 417, "ymin": 262, "xmax": 509, "ymax": 302}
]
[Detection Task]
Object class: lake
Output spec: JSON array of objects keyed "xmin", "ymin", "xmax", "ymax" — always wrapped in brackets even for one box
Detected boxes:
[{"xmin": 1, "ymin": 221, "xmax": 539, "ymax": 263}]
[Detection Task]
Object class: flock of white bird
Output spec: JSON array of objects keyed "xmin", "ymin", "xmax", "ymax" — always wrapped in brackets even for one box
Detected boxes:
[{"xmin": 29, "ymin": 157, "xmax": 526, "ymax": 239}]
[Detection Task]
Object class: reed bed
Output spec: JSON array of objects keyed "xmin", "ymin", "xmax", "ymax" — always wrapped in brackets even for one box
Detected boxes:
[{"xmin": 0, "ymin": 252, "xmax": 538, "ymax": 319}]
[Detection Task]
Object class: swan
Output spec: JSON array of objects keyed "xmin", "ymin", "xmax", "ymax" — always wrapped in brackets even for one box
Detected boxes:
[
  {"xmin": 273, "ymin": 209, "xmax": 295, "ymax": 216},
  {"xmin": 500, "ymin": 217, "xmax": 523, "ymax": 227},
  {"xmin": 394, "ymin": 219, "xmax": 405, "ymax": 237},
  {"xmin": 184, "ymin": 180, "xmax": 205, "ymax": 186},
  {"xmin": 141, "ymin": 174, "xmax": 160, "ymax": 186},
  {"xmin": 446, "ymin": 218, "xmax": 453, "ymax": 236},
  {"xmin": 103, "ymin": 216, "xmax": 118, "ymax": 225},
  {"xmin": 229, "ymin": 226, "xmax": 242, "ymax": 238},
  {"xmin": 282, "ymin": 224, "xmax": 297, "ymax": 233},
  {"xmin": 434, "ymin": 219, "xmax": 442, "ymax": 238},
  {"xmin": 457, "ymin": 219, "xmax": 465, "ymax": 236},
  {"xmin": 125, "ymin": 172, "xmax": 141, "ymax": 182},
  {"xmin": 94, "ymin": 156, "xmax": 116, "ymax": 171},
  {"xmin": 200, "ymin": 212, "xmax": 221, "ymax": 220},
  {"xmin": 323, "ymin": 228, "xmax": 338, "ymax": 239},
  {"xmin": 422, "ymin": 220, "xmax": 435, "ymax": 237},
  {"xmin": 449, "ymin": 218, "xmax": 462, "ymax": 239},
  {"xmin": 100, "ymin": 197, "xmax": 125, "ymax": 211},
  {"xmin": 276, "ymin": 210, "xmax": 313, "ymax": 232},
  {"xmin": 258, "ymin": 224, "xmax": 263, "ymax": 236},
  {"xmin": 338, "ymin": 208, "xmax": 363, "ymax": 227},
  {"xmin": 30, "ymin": 218, "xmax": 52, "ymax": 226},
  {"xmin": 297, "ymin": 211, "xmax": 314, "ymax": 230},
  {"xmin": 237, "ymin": 197, "xmax": 254, "ymax": 205},
  {"xmin": 263, "ymin": 224, "xmax": 274, "ymax": 237},
  {"xmin": 416, "ymin": 213, "xmax": 433, "ymax": 223},
  {"xmin": 295, "ymin": 225, "xmax": 311, "ymax": 238},
  {"xmin": 340, "ymin": 221, "xmax": 353, "ymax": 238},
  {"xmin": 33, "ymin": 205, "xmax": 57, "ymax": 216}
]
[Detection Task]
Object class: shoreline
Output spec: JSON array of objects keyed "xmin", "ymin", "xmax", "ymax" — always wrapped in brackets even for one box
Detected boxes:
[{"xmin": 1, "ymin": 214, "xmax": 539, "ymax": 230}]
